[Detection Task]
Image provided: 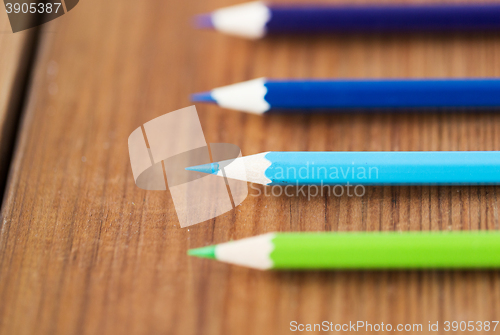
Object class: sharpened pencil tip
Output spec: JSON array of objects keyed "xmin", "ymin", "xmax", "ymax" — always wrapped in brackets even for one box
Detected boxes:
[
  {"xmin": 193, "ymin": 14, "xmax": 214, "ymax": 29},
  {"xmin": 185, "ymin": 162, "xmax": 220, "ymax": 175},
  {"xmin": 188, "ymin": 245, "xmax": 216, "ymax": 259},
  {"xmin": 191, "ymin": 91, "xmax": 217, "ymax": 103}
]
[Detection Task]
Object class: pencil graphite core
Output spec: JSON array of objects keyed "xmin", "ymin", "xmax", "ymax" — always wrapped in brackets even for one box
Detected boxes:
[
  {"xmin": 185, "ymin": 162, "xmax": 220, "ymax": 175},
  {"xmin": 188, "ymin": 245, "xmax": 216, "ymax": 259}
]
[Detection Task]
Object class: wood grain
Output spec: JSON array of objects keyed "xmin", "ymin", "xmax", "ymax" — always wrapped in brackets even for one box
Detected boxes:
[
  {"xmin": 1, "ymin": 1, "xmax": 500, "ymax": 334},
  {"xmin": 0, "ymin": 12, "xmax": 34, "ymax": 199}
]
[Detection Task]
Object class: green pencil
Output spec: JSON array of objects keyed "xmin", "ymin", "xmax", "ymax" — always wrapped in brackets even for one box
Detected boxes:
[{"xmin": 188, "ymin": 231, "xmax": 500, "ymax": 270}]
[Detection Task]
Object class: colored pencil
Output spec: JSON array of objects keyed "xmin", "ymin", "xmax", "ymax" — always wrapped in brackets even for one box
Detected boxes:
[
  {"xmin": 194, "ymin": 2, "xmax": 500, "ymax": 39},
  {"xmin": 191, "ymin": 78, "xmax": 500, "ymax": 114},
  {"xmin": 185, "ymin": 151, "xmax": 500, "ymax": 186},
  {"xmin": 188, "ymin": 231, "xmax": 500, "ymax": 270}
]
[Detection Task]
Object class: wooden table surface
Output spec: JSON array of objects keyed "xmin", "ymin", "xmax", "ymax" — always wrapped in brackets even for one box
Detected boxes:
[{"xmin": 1, "ymin": 0, "xmax": 500, "ymax": 334}]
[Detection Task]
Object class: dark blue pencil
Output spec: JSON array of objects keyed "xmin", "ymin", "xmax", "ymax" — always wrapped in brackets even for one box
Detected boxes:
[
  {"xmin": 191, "ymin": 78, "xmax": 500, "ymax": 114},
  {"xmin": 195, "ymin": 2, "xmax": 500, "ymax": 39}
]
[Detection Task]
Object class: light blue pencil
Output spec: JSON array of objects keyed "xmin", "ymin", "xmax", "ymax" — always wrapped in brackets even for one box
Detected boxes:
[{"xmin": 186, "ymin": 151, "xmax": 500, "ymax": 186}]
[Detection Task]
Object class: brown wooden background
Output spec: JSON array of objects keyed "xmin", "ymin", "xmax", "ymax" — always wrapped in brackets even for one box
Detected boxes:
[{"xmin": 1, "ymin": 0, "xmax": 500, "ymax": 334}]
